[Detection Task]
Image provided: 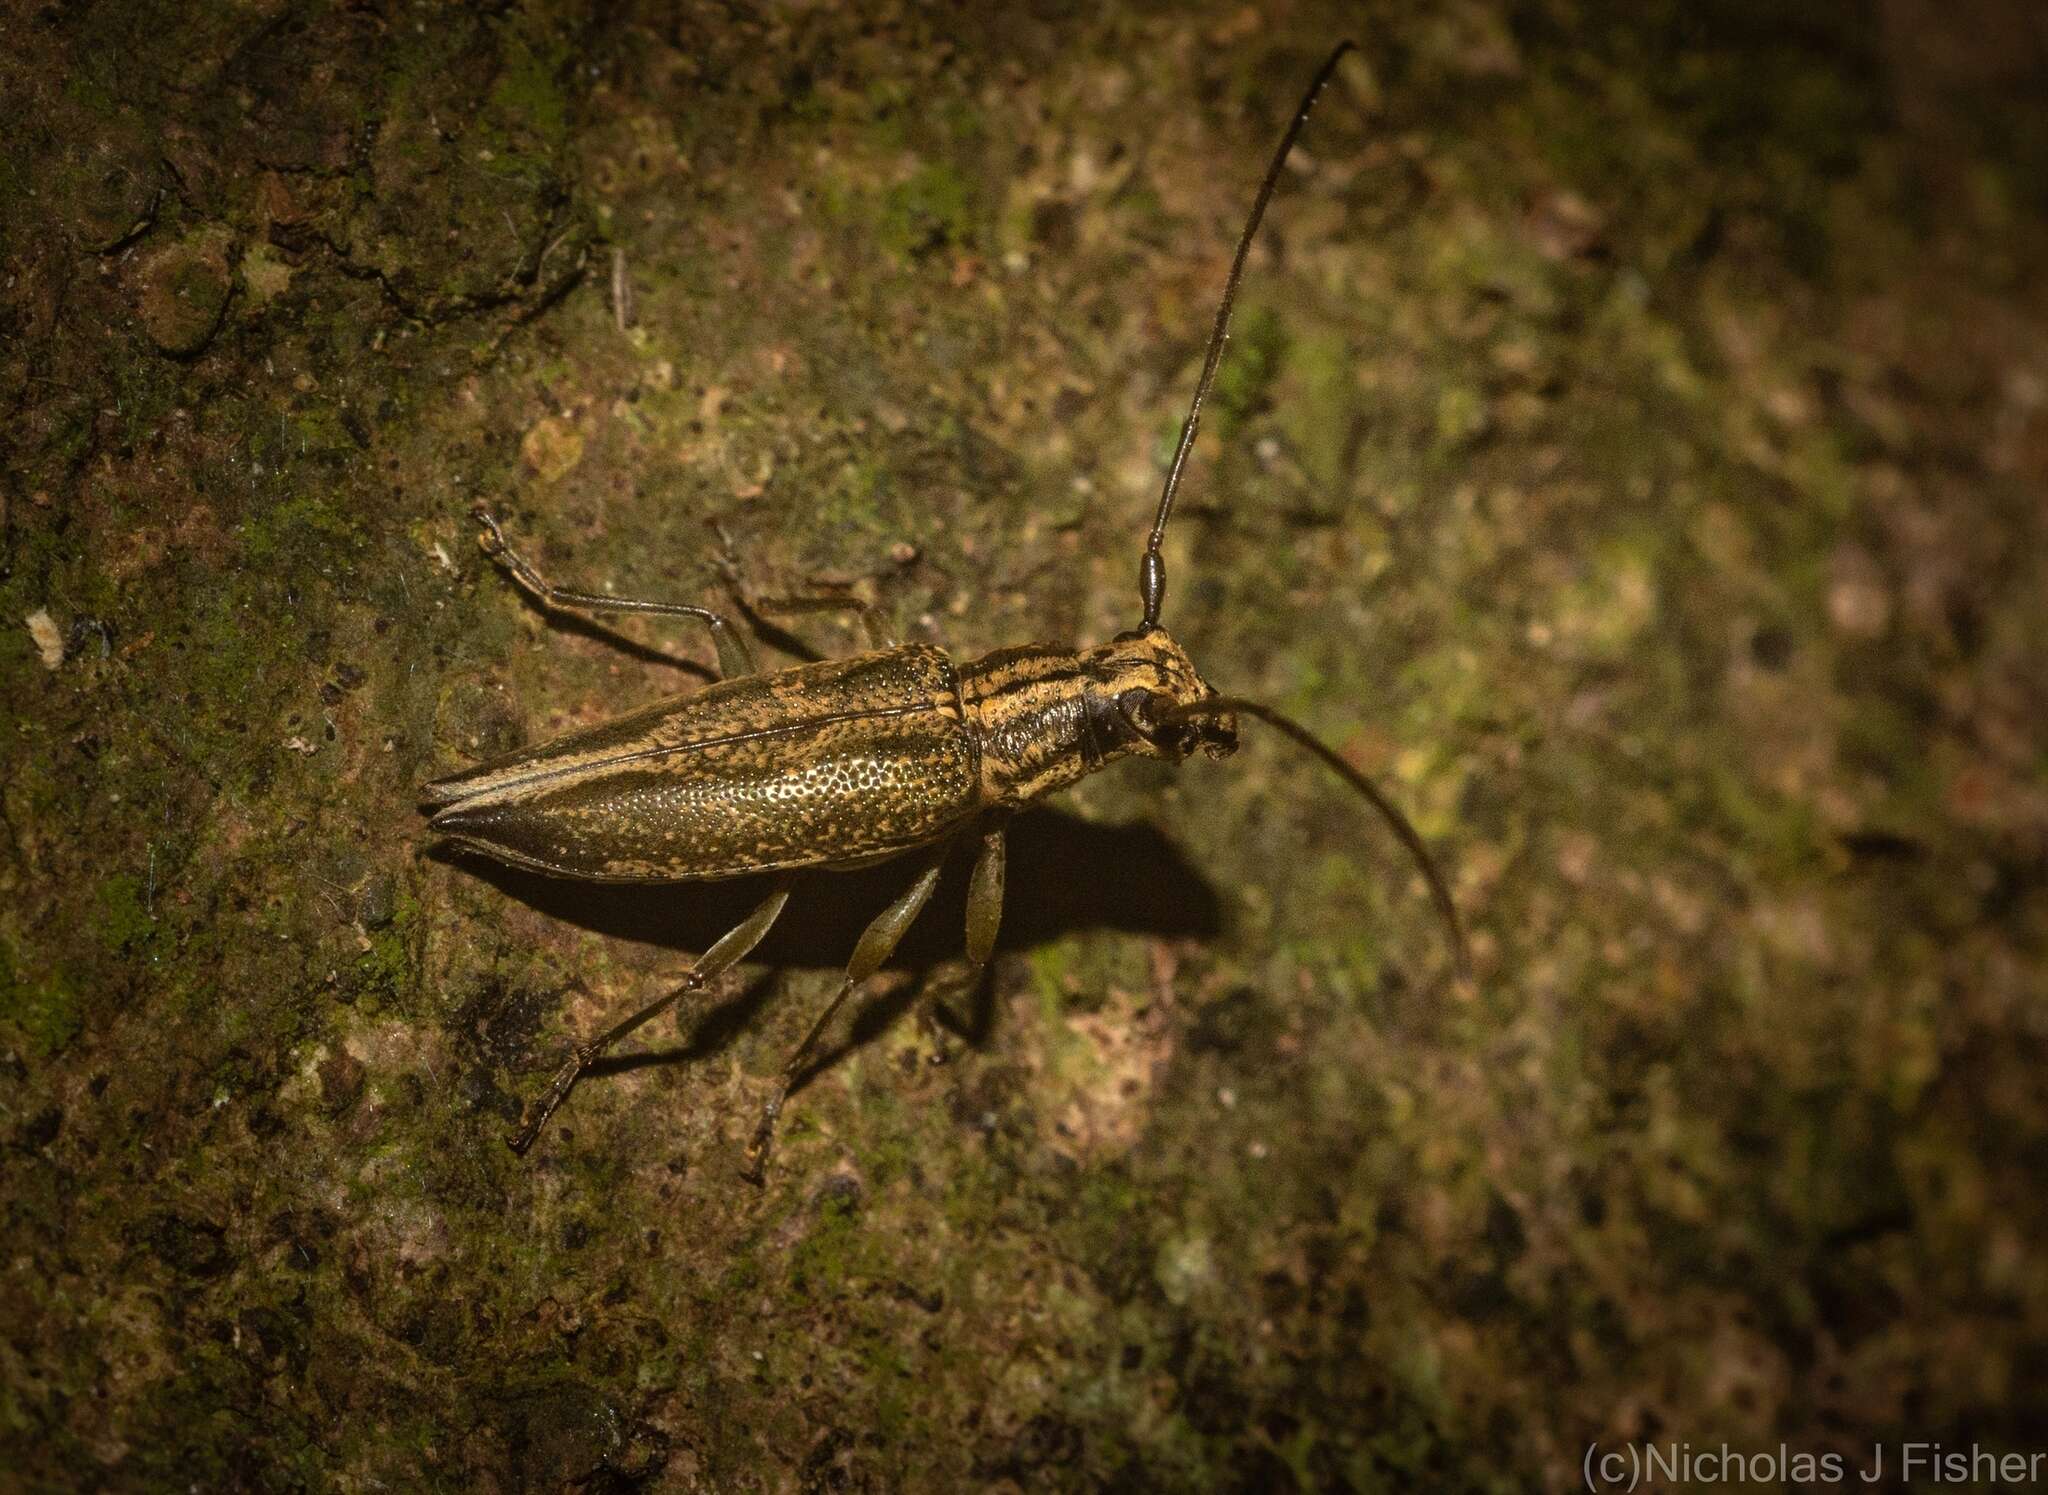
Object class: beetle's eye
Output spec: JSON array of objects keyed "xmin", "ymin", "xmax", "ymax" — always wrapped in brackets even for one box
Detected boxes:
[{"xmin": 1117, "ymin": 689, "xmax": 1199, "ymax": 755}]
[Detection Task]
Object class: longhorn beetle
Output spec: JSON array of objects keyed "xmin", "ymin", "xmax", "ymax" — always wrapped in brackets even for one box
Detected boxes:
[{"xmin": 424, "ymin": 41, "xmax": 1466, "ymax": 1178}]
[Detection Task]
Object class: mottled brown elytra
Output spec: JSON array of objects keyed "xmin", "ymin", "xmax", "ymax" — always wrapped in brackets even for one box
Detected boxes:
[{"xmin": 423, "ymin": 41, "xmax": 1466, "ymax": 1178}]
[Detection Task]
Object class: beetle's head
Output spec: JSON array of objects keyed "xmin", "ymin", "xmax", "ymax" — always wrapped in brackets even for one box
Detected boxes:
[{"xmin": 1083, "ymin": 626, "xmax": 1238, "ymax": 764}]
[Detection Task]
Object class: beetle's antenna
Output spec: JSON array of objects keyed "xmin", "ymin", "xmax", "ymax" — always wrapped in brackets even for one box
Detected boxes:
[
  {"xmin": 1161, "ymin": 695, "xmax": 1469, "ymax": 980},
  {"xmin": 1138, "ymin": 40, "xmax": 1356, "ymax": 630}
]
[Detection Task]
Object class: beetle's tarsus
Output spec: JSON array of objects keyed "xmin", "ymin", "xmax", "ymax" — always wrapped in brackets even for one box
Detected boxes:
[
  {"xmin": 506, "ymin": 1105, "xmax": 547, "ymax": 1155},
  {"xmin": 471, "ymin": 501, "xmax": 508, "ymax": 557},
  {"xmin": 506, "ymin": 1051, "xmax": 582, "ymax": 1153},
  {"xmin": 741, "ymin": 1093, "xmax": 783, "ymax": 1184}
]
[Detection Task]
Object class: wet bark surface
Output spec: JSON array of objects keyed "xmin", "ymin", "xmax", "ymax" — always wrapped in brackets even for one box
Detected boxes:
[{"xmin": 3, "ymin": 0, "xmax": 2045, "ymax": 1488}]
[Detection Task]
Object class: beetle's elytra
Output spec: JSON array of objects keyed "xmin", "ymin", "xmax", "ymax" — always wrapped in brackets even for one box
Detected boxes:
[{"xmin": 424, "ymin": 41, "xmax": 1464, "ymax": 1177}]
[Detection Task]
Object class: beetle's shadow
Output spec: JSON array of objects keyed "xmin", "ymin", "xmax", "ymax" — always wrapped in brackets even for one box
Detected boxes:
[
  {"xmin": 429, "ymin": 806, "xmax": 1223, "ymax": 1077},
  {"xmin": 435, "ymin": 806, "xmax": 1222, "ymax": 964}
]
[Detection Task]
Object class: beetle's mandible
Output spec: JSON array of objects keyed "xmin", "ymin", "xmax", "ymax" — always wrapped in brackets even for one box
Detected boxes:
[{"xmin": 423, "ymin": 41, "xmax": 1466, "ymax": 1177}]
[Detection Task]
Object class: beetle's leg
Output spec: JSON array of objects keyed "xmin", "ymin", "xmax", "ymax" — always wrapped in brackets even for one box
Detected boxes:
[
  {"xmin": 508, "ymin": 878, "xmax": 793, "ymax": 1154},
  {"xmin": 473, "ymin": 503, "xmax": 758, "ymax": 679},
  {"xmin": 920, "ymin": 821, "xmax": 1006, "ymax": 1060},
  {"xmin": 747, "ymin": 593, "xmax": 901, "ymax": 651},
  {"xmin": 962, "ymin": 821, "xmax": 1007, "ymax": 980},
  {"xmin": 712, "ymin": 536, "xmax": 898, "ymax": 654},
  {"xmin": 743, "ymin": 853, "xmax": 944, "ymax": 1180}
]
